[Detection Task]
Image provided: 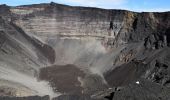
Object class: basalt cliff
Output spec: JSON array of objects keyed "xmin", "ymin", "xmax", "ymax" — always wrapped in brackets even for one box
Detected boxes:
[{"xmin": 0, "ymin": 2, "xmax": 170, "ymax": 100}]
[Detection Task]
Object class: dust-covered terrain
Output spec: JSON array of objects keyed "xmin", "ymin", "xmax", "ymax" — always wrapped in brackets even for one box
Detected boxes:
[{"xmin": 0, "ymin": 2, "xmax": 169, "ymax": 100}]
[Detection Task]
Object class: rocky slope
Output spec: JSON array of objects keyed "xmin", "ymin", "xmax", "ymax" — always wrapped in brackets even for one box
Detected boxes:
[{"xmin": 0, "ymin": 2, "xmax": 169, "ymax": 100}]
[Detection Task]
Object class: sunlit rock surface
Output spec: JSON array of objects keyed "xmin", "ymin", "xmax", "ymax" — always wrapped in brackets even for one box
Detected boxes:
[{"xmin": 0, "ymin": 2, "xmax": 169, "ymax": 100}]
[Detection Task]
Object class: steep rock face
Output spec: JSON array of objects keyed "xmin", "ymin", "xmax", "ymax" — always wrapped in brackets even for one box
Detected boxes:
[
  {"xmin": 10, "ymin": 3, "xmax": 128, "ymax": 46},
  {"xmin": 10, "ymin": 4, "xmax": 170, "ymax": 46},
  {"xmin": 0, "ymin": 6, "xmax": 57, "ymax": 98},
  {"xmin": 0, "ymin": 3, "xmax": 169, "ymax": 100}
]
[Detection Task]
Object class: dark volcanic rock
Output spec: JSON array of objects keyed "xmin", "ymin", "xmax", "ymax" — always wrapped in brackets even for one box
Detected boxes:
[
  {"xmin": 106, "ymin": 79, "xmax": 170, "ymax": 100},
  {"xmin": 39, "ymin": 64, "xmax": 85, "ymax": 95},
  {"xmin": 104, "ymin": 61, "xmax": 147, "ymax": 87},
  {"xmin": 144, "ymin": 34, "xmax": 168, "ymax": 49},
  {"xmin": 147, "ymin": 60, "xmax": 170, "ymax": 86},
  {"xmin": 53, "ymin": 94, "xmax": 100, "ymax": 100},
  {"xmin": 0, "ymin": 2, "xmax": 169, "ymax": 100},
  {"xmin": 0, "ymin": 4, "xmax": 11, "ymax": 17},
  {"xmin": 0, "ymin": 95, "xmax": 50, "ymax": 100}
]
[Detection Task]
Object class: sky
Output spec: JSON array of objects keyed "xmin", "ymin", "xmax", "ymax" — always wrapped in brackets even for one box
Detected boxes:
[{"xmin": 0, "ymin": 0, "xmax": 169, "ymax": 12}]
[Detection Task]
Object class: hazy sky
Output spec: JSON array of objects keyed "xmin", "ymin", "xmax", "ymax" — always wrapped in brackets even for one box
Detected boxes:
[{"xmin": 0, "ymin": 0, "xmax": 169, "ymax": 12}]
